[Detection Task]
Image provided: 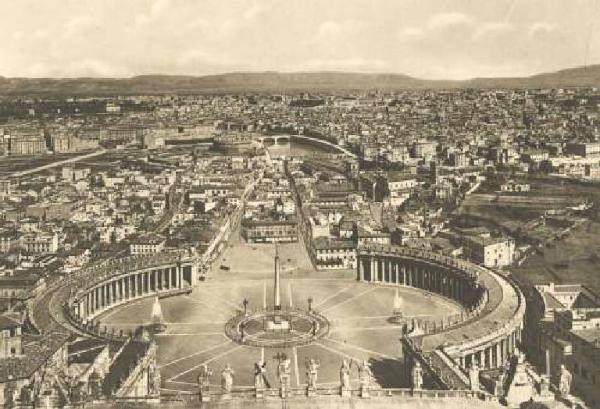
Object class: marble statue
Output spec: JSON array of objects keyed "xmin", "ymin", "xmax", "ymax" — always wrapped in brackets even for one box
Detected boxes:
[
  {"xmin": 278, "ymin": 357, "xmax": 291, "ymax": 383},
  {"xmin": 412, "ymin": 361, "xmax": 423, "ymax": 390},
  {"xmin": 306, "ymin": 358, "xmax": 320, "ymax": 389},
  {"xmin": 148, "ymin": 361, "xmax": 161, "ymax": 396},
  {"xmin": 358, "ymin": 360, "xmax": 372, "ymax": 398},
  {"xmin": 254, "ymin": 360, "xmax": 267, "ymax": 390},
  {"xmin": 559, "ymin": 364, "xmax": 572, "ymax": 397},
  {"xmin": 198, "ymin": 364, "xmax": 212, "ymax": 389},
  {"xmin": 516, "ymin": 347, "xmax": 526, "ymax": 364},
  {"xmin": 277, "ymin": 356, "xmax": 291, "ymax": 397},
  {"xmin": 221, "ymin": 364, "xmax": 234, "ymax": 393},
  {"xmin": 469, "ymin": 363, "xmax": 480, "ymax": 391},
  {"xmin": 495, "ymin": 368, "xmax": 507, "ymax": 397},
  {"xmin": 340, "ymin": 359, "xmax": 351, "ymax": 390}
]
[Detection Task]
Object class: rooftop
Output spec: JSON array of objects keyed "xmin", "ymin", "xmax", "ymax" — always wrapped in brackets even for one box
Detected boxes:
[{"xmin": 0, "ymin": 332, "xmax": 71, "ymax": 383}]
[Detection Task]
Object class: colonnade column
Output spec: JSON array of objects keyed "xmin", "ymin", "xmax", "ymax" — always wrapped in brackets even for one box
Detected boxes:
[
  {"xmin": 497, "ymin": 342, "xmax": 503, "ymax": 367},
  {"xmin": 370, "ymin": 258, "xmax": 376, "ymax": 283},
  {"xmin": 358, "ymin": 256, "xmax": 364, "ymax": 281}
]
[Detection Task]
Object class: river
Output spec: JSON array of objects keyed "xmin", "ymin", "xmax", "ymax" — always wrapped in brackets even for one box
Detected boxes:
[{"xmin": 265, "ymin": 138, "xmax": 340, "ymax": 157}]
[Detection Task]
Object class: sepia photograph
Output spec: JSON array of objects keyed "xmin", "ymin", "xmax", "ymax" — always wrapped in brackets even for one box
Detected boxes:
[{"xmin": 0, "ymin": 0, "xmax": 599, "ymax": 408}]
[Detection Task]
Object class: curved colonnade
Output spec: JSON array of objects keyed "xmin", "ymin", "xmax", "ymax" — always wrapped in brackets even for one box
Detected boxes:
[
  {"xmin": 358, "ymin": 244, "xmax": 526, "ymax": 377},
  {"xmin": 32, "ymin": 252, "xmax": 198, "ymax": 339}
]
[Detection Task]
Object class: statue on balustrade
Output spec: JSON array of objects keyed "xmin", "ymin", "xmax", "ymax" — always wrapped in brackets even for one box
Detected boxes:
[
  {"xmin": 495, "ymin": 368, "xmax": 506, "ymax": 398},
  {"xmin": 358, "ymin": 360, "xmax": 372, "ymax": 397},
  {"xmin": 469, "ymin": 363, "xmax": 480, "ymax": 391},
  {"xmin": 340, "ymin": 359, "xmax": 351, "ymax": 393},
  {"xmin": 254, "ymin": 360, "xmax": 268, "ymax": 390},
  {"xmin": 306, "ymin": 358, "xmax": 320, "ymax": 391},
  {"xmin": 221, "ymin": 364, "xmax": 234, "ymax": 393},
  {"xmin": 559, "ymin": 364, "xmax": 572, "ymax": 397},
  {"xmin": 516, "ymin": 347, "xmax": 526, "ymax": 365},
  {"xmin": 412, "ymin": 361, "xmax": 423, "ymax": 390},
  {"xmin": 148, "ymin": 360, "xmax": 161, "ymax": 396},
  {"xmin": 197, "ymin": 364, "xmax": 212, "ymax": 401},
  {"xmin": 277, "ymin": 357, "xmax": 291, "ymax": 395},
  {"xmin": 272, "ymin": 356, "xmax": 289, "ymax": 397}
]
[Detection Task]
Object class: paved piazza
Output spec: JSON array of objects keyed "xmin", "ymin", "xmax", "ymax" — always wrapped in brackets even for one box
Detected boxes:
[{"xmin": 98, "ymin": 238, "xmax": 461, "ymax": 394}]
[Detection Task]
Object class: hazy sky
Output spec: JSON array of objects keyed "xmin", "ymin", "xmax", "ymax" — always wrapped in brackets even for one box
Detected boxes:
[{"xmin": 1, "ymin": 0, "xmax": 599, "ymax": 79}]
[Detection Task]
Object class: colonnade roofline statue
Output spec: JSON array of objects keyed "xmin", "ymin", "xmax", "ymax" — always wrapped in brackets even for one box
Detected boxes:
[{"xmin": 559, "ymin": 364, "xmax": 572, "ymax": 398}]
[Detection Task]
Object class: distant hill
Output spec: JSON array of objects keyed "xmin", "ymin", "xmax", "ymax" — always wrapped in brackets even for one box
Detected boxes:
[{"xmin": 0, "ymin": 65, "xmax": 599, "ymax": 96}]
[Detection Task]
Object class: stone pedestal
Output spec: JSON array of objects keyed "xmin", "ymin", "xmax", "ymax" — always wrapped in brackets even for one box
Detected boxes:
[
  {"xmin": 255, "ymin": 388, "xmax": 264, "ymax": 399},
  {"xmin": 360, "ymin": 385, "xmax": 370, "ymax": 398},
  {"xmin": 340, "ymin": 387, "xmax": 351, "ymax": 397},
  {"xmin": 306, "ymin": 386, "xmax": 316, "ymax": 397},
  {"xmin": 505, "ymin": 363, "xmax": 536, "ymax": 408},
  {"xmin": 265, "ymin": 315, "xmax": 290, "ymax": 331},
  {"xmin": 536, "ymin": 375, "xmax": 554, "ymax": 401},
  {"xmin": 200, "ymin": 391, "xmax": 211, "ymax": 403}
]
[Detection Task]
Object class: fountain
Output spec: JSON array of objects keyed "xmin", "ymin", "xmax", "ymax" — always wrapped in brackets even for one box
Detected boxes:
[
  {"xmin": 148, "ymin": 296, "xmax": 166, "ymax": 333},
  {"xmin": 389, "ymin": 288, "xmax": 406, "ymax": 325}
]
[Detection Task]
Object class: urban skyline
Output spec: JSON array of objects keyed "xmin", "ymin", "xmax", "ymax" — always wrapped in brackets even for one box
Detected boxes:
[{"xmin": 1, "ymin": 2, "xmax": 600, "ymax": 409}]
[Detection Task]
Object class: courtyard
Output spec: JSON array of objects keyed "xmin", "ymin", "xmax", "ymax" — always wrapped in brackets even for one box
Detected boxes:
[{"xmin": 97, "ymin": 237, "xmax": 461, "ymax": 394}]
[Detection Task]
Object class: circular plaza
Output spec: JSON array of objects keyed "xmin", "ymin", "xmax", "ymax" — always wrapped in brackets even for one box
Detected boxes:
[{"xmin": 95, "ymin": 239, "xmax": 463, "ymax": 394}]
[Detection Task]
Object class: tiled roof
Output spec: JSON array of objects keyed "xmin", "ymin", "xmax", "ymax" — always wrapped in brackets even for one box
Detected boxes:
[{"xmin": 0, "ymin": 332, "xmax": 70, "ymax": 383}]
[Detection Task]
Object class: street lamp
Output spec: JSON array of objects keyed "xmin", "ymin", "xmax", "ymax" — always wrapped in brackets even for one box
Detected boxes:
[
  {"xmin": 243, "ymin": 298, "xmax": 249, "ymax": 315},
  {"xmin": 307, "ymin": 296, "xmax": 313, "ymax": 312}
]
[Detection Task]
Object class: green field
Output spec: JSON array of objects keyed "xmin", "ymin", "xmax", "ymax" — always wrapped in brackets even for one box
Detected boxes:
[
  {"xmin": 460, "ymin": 176, "xmax": 600, "ymax": 294},
  {"xmin": 512, "ymin": 220, "xmax": 600, "ymax": 293}
]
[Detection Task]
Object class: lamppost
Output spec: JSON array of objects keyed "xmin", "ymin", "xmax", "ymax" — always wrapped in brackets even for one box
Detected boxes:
[
  {"xmin": 243, "ymin": 298, "xmax": 249, "ymax": 315},
  {"xmin": 307, "ymin": 296, "xmax": 313, "ymax": 312}
]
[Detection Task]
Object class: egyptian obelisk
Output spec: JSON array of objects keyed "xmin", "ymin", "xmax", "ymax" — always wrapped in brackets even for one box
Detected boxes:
[{"xmin": 274, "ymin": 244, "xmax": 281, "ymax": 311}]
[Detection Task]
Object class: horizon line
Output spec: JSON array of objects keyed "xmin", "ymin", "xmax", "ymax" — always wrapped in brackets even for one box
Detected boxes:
[{"xmin": 1, "ymin": 63, "xmax": 598, "ymax": 82}]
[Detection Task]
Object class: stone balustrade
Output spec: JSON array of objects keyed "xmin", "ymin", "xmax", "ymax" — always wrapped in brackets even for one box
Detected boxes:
[{"xmin": 157, "ymin": 386, "xmax": 494, "ymax": 403}]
